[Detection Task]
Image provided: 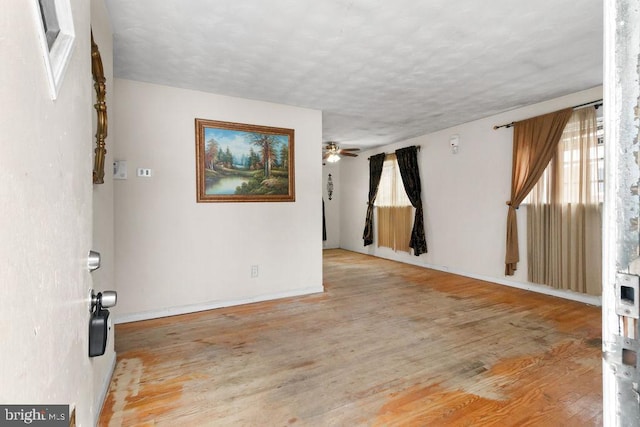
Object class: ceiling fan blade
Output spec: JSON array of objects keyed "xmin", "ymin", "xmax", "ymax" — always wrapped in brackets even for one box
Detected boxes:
[
  {"xmin": 323, "ymin": 153, "xmax": 331, "ymax": 159},
  {"xmin": 340, "ymin": 152, "xmax": 358, "ymax": 157},
  {"xmin": 339, "ymin": 148, "xmax": 360, "ymax": 151}
]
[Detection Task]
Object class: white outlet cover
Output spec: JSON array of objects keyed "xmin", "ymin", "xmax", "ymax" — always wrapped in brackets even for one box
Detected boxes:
[
  {"xmin": 113, "ymin": 160, "xmax": 127, "ymax": 179},
  {"xmin": 137, "ymin": 168, "xmax": 152, "ymax": 177}
]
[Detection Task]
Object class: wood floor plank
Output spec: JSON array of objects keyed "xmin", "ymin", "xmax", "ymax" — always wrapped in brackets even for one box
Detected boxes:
[{"xmin": 99, "ymin": 249, "xmax": 602, "ymax": 426}]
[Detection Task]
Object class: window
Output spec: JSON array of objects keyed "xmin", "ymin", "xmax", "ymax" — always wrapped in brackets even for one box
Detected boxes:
[
  {"xmin": 524, "ymin": 109, "xmax": 603, "ymax": 205},
  {"xmin": 374, "ymin": 154, "xmax": 413, "ymax": 252},
  {"xmin": 595, "ymin": 110, "xmax": 604, "ymax": 199}
]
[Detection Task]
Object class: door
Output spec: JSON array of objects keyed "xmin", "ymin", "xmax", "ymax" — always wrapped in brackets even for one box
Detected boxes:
[{"xmin": 602, "ymin": 1, "xmax": 640, "ymax": 424}]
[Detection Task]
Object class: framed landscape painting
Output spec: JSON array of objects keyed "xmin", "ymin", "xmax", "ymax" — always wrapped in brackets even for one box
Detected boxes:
[{"xmin": 195, "ymin": 119, "xmax": 295, "ymax": 202}]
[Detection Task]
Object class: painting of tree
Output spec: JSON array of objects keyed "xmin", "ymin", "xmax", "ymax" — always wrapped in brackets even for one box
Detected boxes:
[
  {"xmin": 204, "ymin": 138, "xmax": 218, "ymax": 170},
  {"xmin": 250, "ymin": 133, "xmax": 280, "ymax": 178}
]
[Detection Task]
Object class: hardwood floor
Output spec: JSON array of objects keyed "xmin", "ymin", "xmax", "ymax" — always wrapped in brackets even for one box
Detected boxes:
[{"xmin": 99, "ymin": 249, "xmax": 602, "ymax": 426}]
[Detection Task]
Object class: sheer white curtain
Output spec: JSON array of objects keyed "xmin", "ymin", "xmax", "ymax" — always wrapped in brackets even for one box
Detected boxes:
[
  {"xmin": 375, "ymin": 154, "xmax": 413, "ymax": 252},
  {"xmin": 527, "ymin": 107, "xmax": 602, "ymax": 295}
]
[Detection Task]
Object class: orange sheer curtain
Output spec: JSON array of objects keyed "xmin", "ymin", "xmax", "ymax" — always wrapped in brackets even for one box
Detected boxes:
[
  {"xmin": 376, "ymin": 154, "xmax": 413, "ymax": 253},
  {"xmin": 527, "ymin": 107, "xmax": 602, "ymax": 294},
  {"xmin": 377, "ymin": 206, "xmax": 412, "ymax": 252},
  {"xmin": 505, "ymin": 108, "xmax": 573, "ymax": 275}
]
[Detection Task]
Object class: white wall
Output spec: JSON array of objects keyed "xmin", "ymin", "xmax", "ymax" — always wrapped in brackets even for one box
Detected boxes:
[
  {"xmin": 0, "ymin": 1, "xmax": 111, "ymax": 425},
  {"xmin": 340, "ymin": 86, "xmax": 602, "ymax": 303},
  {"xmin": 113, "ymin": 79, "xmax": 323, "ymax": 321},
  {"xmin": 90, "ymin": 0, "xmax": 116, "ymax": 421},
  {"xmin": 322, "ymin": 162, "xmax": 341, "ymax": 249}
]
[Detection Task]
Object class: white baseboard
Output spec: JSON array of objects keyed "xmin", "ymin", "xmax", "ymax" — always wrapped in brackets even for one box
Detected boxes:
[
  {"xmin": 323, "ymin": 243, "xmax": 340, "ymax": 249},
  {"xmin": 113, "ymin": 286, "xmax": 325, "ymax": 324},
  {"xmin": 431, "ymin": 264, "xmax": 602, "ymax": 306},
  {"xmin": 94, "ymin": 351, "xmax": 116, "ymax": 426}
]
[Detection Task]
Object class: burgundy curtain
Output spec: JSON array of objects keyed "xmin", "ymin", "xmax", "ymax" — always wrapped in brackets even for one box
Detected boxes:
[
  {"xmin": 395, "ymin": 146, "xmax": 427, "ymax": 256},
  {"xmin": 363, "ymin": 153, "xmax": 386, "ymax": 246},
  {"xmin": 505, "ymin": 108, "xmax": 573, "ymax": 275}
]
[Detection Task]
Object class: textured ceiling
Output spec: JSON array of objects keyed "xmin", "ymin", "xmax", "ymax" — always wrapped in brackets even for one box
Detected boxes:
[{"xmin": 105, "ymin": 0, "xmax": 602, "ymax": 149}]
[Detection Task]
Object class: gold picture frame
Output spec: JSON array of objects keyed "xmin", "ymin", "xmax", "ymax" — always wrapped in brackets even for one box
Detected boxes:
[
  {"xmin": 91, "ymin": 31, "xmax": 107, "ymax": 184},
  {"xmin": 195, "ymin": 119, "xmax": 295, "ymax": 203}
]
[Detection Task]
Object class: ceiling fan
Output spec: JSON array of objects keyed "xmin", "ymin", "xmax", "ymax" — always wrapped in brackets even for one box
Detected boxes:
[{"xmin": 323, "ymin": 141, "xmax": 360, "ymax": 163}]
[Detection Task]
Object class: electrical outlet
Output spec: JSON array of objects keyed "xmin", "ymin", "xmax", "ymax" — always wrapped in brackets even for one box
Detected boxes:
[
  {"xmin": 137, "ymin": 168, "xmax": 152, "ymax": 177},
  {"xmin": 251, "ymin": 265, "xmax": 259, "ymax": 278}
]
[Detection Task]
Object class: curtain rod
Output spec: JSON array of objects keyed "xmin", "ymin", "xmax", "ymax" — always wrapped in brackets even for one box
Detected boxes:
[
  {"xmin": 368, "ymin": 145, "xmax": 420, "ymax": 160},
  {"xmin": 493, "ymin": 99, "xmax": 603, "ymax": 130}
]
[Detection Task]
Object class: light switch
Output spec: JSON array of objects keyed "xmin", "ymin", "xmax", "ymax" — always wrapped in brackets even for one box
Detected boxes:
[{"xmin": 113, "ymin": 160, "xmax": 127, "ymax": 180}]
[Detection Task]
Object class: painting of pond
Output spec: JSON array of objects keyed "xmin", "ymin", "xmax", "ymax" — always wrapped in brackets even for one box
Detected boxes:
[{"xmin": 206, "ymin": 176, "xmax": 250, "ymax": 194}]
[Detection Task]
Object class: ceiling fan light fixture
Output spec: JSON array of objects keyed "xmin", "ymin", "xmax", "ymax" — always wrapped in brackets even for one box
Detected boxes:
[{"xmin": 326, "ymin": 153, "xmax": 340, "ymax": 163}]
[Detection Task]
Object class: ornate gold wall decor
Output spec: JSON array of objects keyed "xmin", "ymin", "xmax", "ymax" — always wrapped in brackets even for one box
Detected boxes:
[
  {"xmin": 91, "ymin": 31, "xmax": 107, "ymax": 184},
  {"xmin": 327, "ymin": 173, "xmax": 333, "ymax": 200}
]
